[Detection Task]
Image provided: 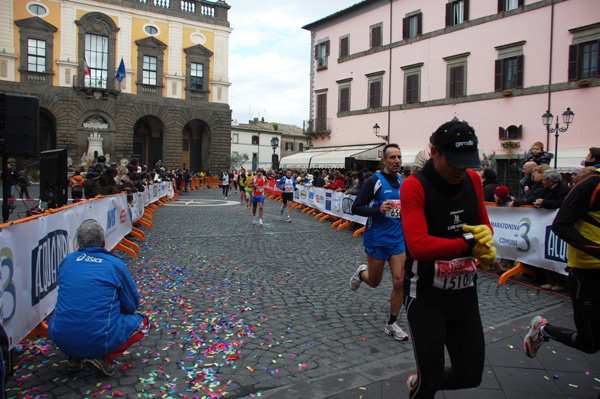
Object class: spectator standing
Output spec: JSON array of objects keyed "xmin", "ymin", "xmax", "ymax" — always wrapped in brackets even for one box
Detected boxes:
[
  {"xmin": 17, "ymin": 167, "xmax": 31, "ymax": 199},
  {"xmin": 532, "ymin": 169, "xmax": 570, "ymax": 210},
  {"xmin": 400, "ymin": 121, "xmax": 496, "ymax": 398},
  {"xmin": 524, "ymin": 166, "xmax": 600, "ymax": 358},
  {"xmin": 312, "ymin": 170, "xmax": 325, "ymax": 187},
  {"xmin": 494, "ymin": 186, "xmax": 513, "ymax": 206},
  {"xmin": 69, "ymin": 171, "xmax": 85, "ymax": 203},
  {"xmin": 345, "ymin": 172, "xmax": 361, "ymax": 195},
  {"xmin": 526, "ymin": 141, "xmax": 553, "ymax": 165},
  {"xmin": 583, "ymin": 147, "xmax": 600, "ymax": 168},
  {"xmin": 481, "ymin": 169, "xmax": 499, "ymax": 202},
  {"xmin": 520, "ymin": 161, "xmax": 538, "ymax": 195},
  {"xmin": 325, "ymin": 170, "xmax": 345, "ymax": 191},
  {"xmin": 48, "ymin": 220, "xmax": 148, "ymax": 376},
  {"xmin": 95, "ymin": 167, "xmax": 120, "ymax": 196},
  {"xmin": 511, "ymin": 164, "xmax": 550, "ymax": 207}
]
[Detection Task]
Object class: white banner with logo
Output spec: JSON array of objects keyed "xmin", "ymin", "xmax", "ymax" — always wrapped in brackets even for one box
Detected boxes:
[
  {"xmin": 287, "ymin": 186, "xmax": 567, "ymax": 275},
  {"xmin": 293, "ymin": 186, "xmax": 368, "ymax": 225},
  {"xmin": 0, "ymin": 194, "xmax": 131, "ymax": 348},
  {"xmin": 486, "ymin": 206, "xmax": 567, "ymax": 274}
]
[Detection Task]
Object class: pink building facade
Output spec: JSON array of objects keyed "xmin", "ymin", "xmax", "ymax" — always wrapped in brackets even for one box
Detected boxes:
[{"xmin": 303, "ymin": 0, "xmax": 599, "ymax": 187}]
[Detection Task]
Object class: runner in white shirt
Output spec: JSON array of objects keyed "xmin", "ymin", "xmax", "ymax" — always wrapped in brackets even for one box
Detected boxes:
[
  {"xmin": 277, "ymin": 169, "xmax": 297, "ymax": 222},
  {"xmin": 220, "ymin": 170, "xmax": 230, "ymax": 200}
]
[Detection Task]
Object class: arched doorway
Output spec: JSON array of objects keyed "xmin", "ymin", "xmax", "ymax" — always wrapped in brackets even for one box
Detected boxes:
[
  {"xmin": 133, "ymin": 116, "xmax": 165, "ymax": 169},
  {"xmin": 182, "ymin": 119, "xmax": 211, "ymax": 173},
  {"xmin": 39, "ymin": 108, "xmax": 57, "ymax": 152}
]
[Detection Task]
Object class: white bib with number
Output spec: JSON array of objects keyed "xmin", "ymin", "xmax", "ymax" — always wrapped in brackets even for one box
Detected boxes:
[
  {"xmin": 432, "ymin": 256, "xmax": 476, "ymax": 290},
  {"xmin": 384, "ymin": 200, "xmax": 402, "ymax": 218}
]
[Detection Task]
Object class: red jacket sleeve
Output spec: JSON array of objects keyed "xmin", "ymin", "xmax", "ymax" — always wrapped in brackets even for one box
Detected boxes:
[{"xmin": 400, "ymin": 170, "xmax": 491, "ymax": 261}]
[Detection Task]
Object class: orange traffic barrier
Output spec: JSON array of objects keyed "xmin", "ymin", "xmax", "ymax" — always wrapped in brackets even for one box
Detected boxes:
[
  {"xmin": 353, "ymin": 226, "xmax": 365, "ymax": 237},
  {"xmin": 319, "ymin": 214, "xmax": 336, "ymax": 222},
  {"xmin": 338, "ymin": 220, "xmax": 354, "ymax": 231},
  {"xmin": 498, "ymin": 262, "xmax": 537, "ymax": 285},
  {"xmin": 120, "ymin": 237, "xmax": 141, "ymax": 253},
  {"xmin": 135, "ymin": 217, "xmax": 152, "ymax": 230},
  {"xmin": 305, "ymin": 208, "xmax": 318, "ymax": 216},
  {"xmin": 24, "ymin": 320, "xmax": 49, "ymax": 339},
  {"xmin": 314, "ymin": 212, "xmax": 325, "ymax": 220},
  {"xmin": 115, "ymin": 242, "xmax": 137, "ymax": 258},
  {"xmin": 332, "ymin": 218, "xmax": 344, "ymax": 228},
  {"xmin": 130, "ymin": 226, "xmax": 145, "ymax": 241}
]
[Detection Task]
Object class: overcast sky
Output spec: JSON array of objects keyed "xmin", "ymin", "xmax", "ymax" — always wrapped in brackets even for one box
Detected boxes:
[{"xmin": 226, "ymin": 0, "xmax": 359, "ymax": 127}]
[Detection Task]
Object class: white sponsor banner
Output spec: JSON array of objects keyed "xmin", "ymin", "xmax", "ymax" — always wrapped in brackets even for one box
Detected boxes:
[
  {"xmin": 0, "ymin": 194, "xmax": 131, "ymax": 348},
  {"xmin": 129, "ymin": 181, "xmax": 173, "ymax": 223},
  {"xmin": 293, "ymin": 186, "xmax": 367, "ymax": 225},
  {"xmin": 290, "ymin": 187, "xmax": 567, "ymax": 275},
  {"xmin": 486, "ymin": 206, "xmax": 567, "ymax": 274}
]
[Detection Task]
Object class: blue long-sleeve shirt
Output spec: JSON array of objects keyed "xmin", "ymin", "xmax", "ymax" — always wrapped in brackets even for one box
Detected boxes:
[{"xmin": 48, "ymin": 247, "xmax": 144, "ymax": 358}]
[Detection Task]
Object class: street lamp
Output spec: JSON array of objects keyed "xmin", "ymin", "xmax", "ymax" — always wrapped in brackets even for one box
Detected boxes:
[
  {"xmin": 270, "ymin": 136, "xmax": 279, "ymax": 169},
  {"xmin": 373, "ymin": 123, "xmax": 388, "ymax": 142},
  {"xmin": 542, "ymin": 107, "xmax": 575, "ymax": 169}
]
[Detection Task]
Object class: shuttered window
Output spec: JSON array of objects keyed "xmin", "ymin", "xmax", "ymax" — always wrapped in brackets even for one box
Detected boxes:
[
  {"xmin": 494, "ymin": 55, "xmax": 524, "ymax": 91},
  {"xmin": 340, "ymin": 36, "xmax": 349, "ymax": 58},
  {"xmin": 568, "ymin": 40, "xmax": 600, "ymax": 81},
  {"xmin": 371, "ymin": 25, "xmax": 382, "ymax": 48},
  {"xmin": 498, "ymin": 0, "xmax": 523, "ymax": 12},
  {"xmin": 449, "ymin": 65, "xmax": 465, "ymax": 98},
  {"xmin": 369, "ymin": 80, "xmax": 382, "ymax": 108},
  {"xmin": 446, "ymin": 0, "xmax": 469, "ymax": 27},
  {"xmin": 316, "ymin": 93, "xmax": 328, "ymax": 131},
  {"xmin": 315, "ymin": 40, "xmax": 330, "ymax": 70},
  {"xmin": 402, "ymin": 13, "xmax": 422, "ymax": 39},
  {"xmin": 339, "ymin": 86, "xmax": 350, "ymax": 113},
  {"xmin": 405, "ymin": 74, "xmax": 419, "ymax": 104}
]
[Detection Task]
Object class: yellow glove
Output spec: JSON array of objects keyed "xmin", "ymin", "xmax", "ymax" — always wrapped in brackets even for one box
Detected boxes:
[
  {"xmin": 463, "ymin": 224, "xmax": 494, "ymax": 248},
  {"xmin": 471, "ymin": 242, "xmax": 497, "ymax": 271}
]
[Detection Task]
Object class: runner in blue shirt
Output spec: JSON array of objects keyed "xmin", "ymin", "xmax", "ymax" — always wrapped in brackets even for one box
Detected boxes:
[{"xmin": 349, "ymin": 143, "xmax": 408, "ymax": 341}]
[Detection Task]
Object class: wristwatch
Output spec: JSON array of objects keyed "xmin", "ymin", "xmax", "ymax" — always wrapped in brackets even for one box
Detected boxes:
[{"xmin": 462, "ymin": 232, "xmax": 476, "ymax": 250}]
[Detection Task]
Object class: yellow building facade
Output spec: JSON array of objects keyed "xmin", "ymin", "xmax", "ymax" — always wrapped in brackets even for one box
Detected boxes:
[{"xmin": 0, "ymin": 0, "xmax": 232, "ymax": 172}]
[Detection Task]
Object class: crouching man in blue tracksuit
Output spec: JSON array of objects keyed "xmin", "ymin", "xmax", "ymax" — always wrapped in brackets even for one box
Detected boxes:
[{"xmin": 49, "ymin": 219, "xmax": 148, "ymax": 376}]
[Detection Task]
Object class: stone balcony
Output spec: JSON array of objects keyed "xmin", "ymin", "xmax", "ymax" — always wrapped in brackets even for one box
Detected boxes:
[{"xmin": 96, "ymin": 0, "xmax": 230, "ymax": 26}]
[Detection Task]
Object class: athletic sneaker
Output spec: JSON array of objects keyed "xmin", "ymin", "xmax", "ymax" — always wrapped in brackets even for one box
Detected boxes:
[
  {"xmin": 385, "ymin": 321, "xmax": 409, "ymax": 341},
  {"xmin": 259, "ymin": 219, "xmax": 263, "ymax": 226},
  {"xmin": 523, "ymin": 315, "xmax": 548, "ymax": 358},
  {"xmin": 83, "ymin": 357, "xmax": 114, "ymax": 377},
  {"xmin": 350, "ymin": 264, "xmax": 368, "ymax": 291},
  {"xmin": 280, "ymin": 206, "xmax": 284, "ymax": 215},
  {"xmin": 68, "ymin": 357, "xmax": 83, "ymax": 372},
  {"xmin": 252, "ymin": 217, "xmax": 257, "ymax": 224},
  {"xmin": 407, "ymin": 374, "xmax": 417, "ymax": 391},
  {"xmin": 286, "ymin": 216, "xmax": 291, "ymax": 223}
]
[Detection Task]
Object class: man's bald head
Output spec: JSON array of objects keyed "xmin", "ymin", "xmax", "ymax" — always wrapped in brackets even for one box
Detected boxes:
[{"xmin": 523, "ymin": 161, "xmax": 537, "ymax": 176}]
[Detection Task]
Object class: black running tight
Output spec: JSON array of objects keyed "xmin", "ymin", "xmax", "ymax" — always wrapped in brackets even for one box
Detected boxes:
[{"xmin": 405, "ymin": 288, "xmax": 484, "ymax": 399}]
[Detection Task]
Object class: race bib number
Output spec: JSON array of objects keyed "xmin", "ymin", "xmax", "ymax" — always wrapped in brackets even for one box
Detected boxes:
[
  {"xmin": 385, "ymin": 200, "xmax": 402, "ymax": 218},
  {"xmin": 285, "ymin": 185, "xmax": 294, "ymax": 192},
  {"xmin": 255, "ymin": 186, "xmax": 264, "ymax": 193},
  {"xmin": 433, "ymin": 257, "xmax": 476, "ymax": 290}
]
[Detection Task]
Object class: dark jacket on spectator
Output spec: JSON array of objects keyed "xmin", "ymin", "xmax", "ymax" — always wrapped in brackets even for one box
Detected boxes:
[
  {"xmin": 537, "ymin": 181, "xmax": 571, "ymax": 209},
  {"xmin": 512, "ymin": 181, "xmax": 545, "ymax": 207},
  {"xmin": 483, "ymin": 180, "xmax": 499, "ymax": 202}
]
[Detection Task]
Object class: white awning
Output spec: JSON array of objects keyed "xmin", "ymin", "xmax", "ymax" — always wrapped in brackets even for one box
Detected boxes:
[
  {"xmin": 553, "ymin": 148, "xmax": 588, "ymax": 173},
  {"xmin": 310, "ymin": 144, "xmax": 383, "ymax": 168},
  {"xmin": 279, "ymin": 144, "xmax": 427, "ymax": 169},
  {"xmin": 279, "ymin": 149, "xmax": 335, "ymax": 169}
]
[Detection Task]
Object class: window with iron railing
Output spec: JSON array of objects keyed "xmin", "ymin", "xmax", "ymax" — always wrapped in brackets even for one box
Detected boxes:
[{"xmin": 85, "ymin": 33, "xmax": 109, "ymax": 89}]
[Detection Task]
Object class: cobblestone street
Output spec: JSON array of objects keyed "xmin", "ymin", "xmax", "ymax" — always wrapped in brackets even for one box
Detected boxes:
[{"xmin": 7, "ymin": 188, "xmax": 573, "ymax": 399}]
